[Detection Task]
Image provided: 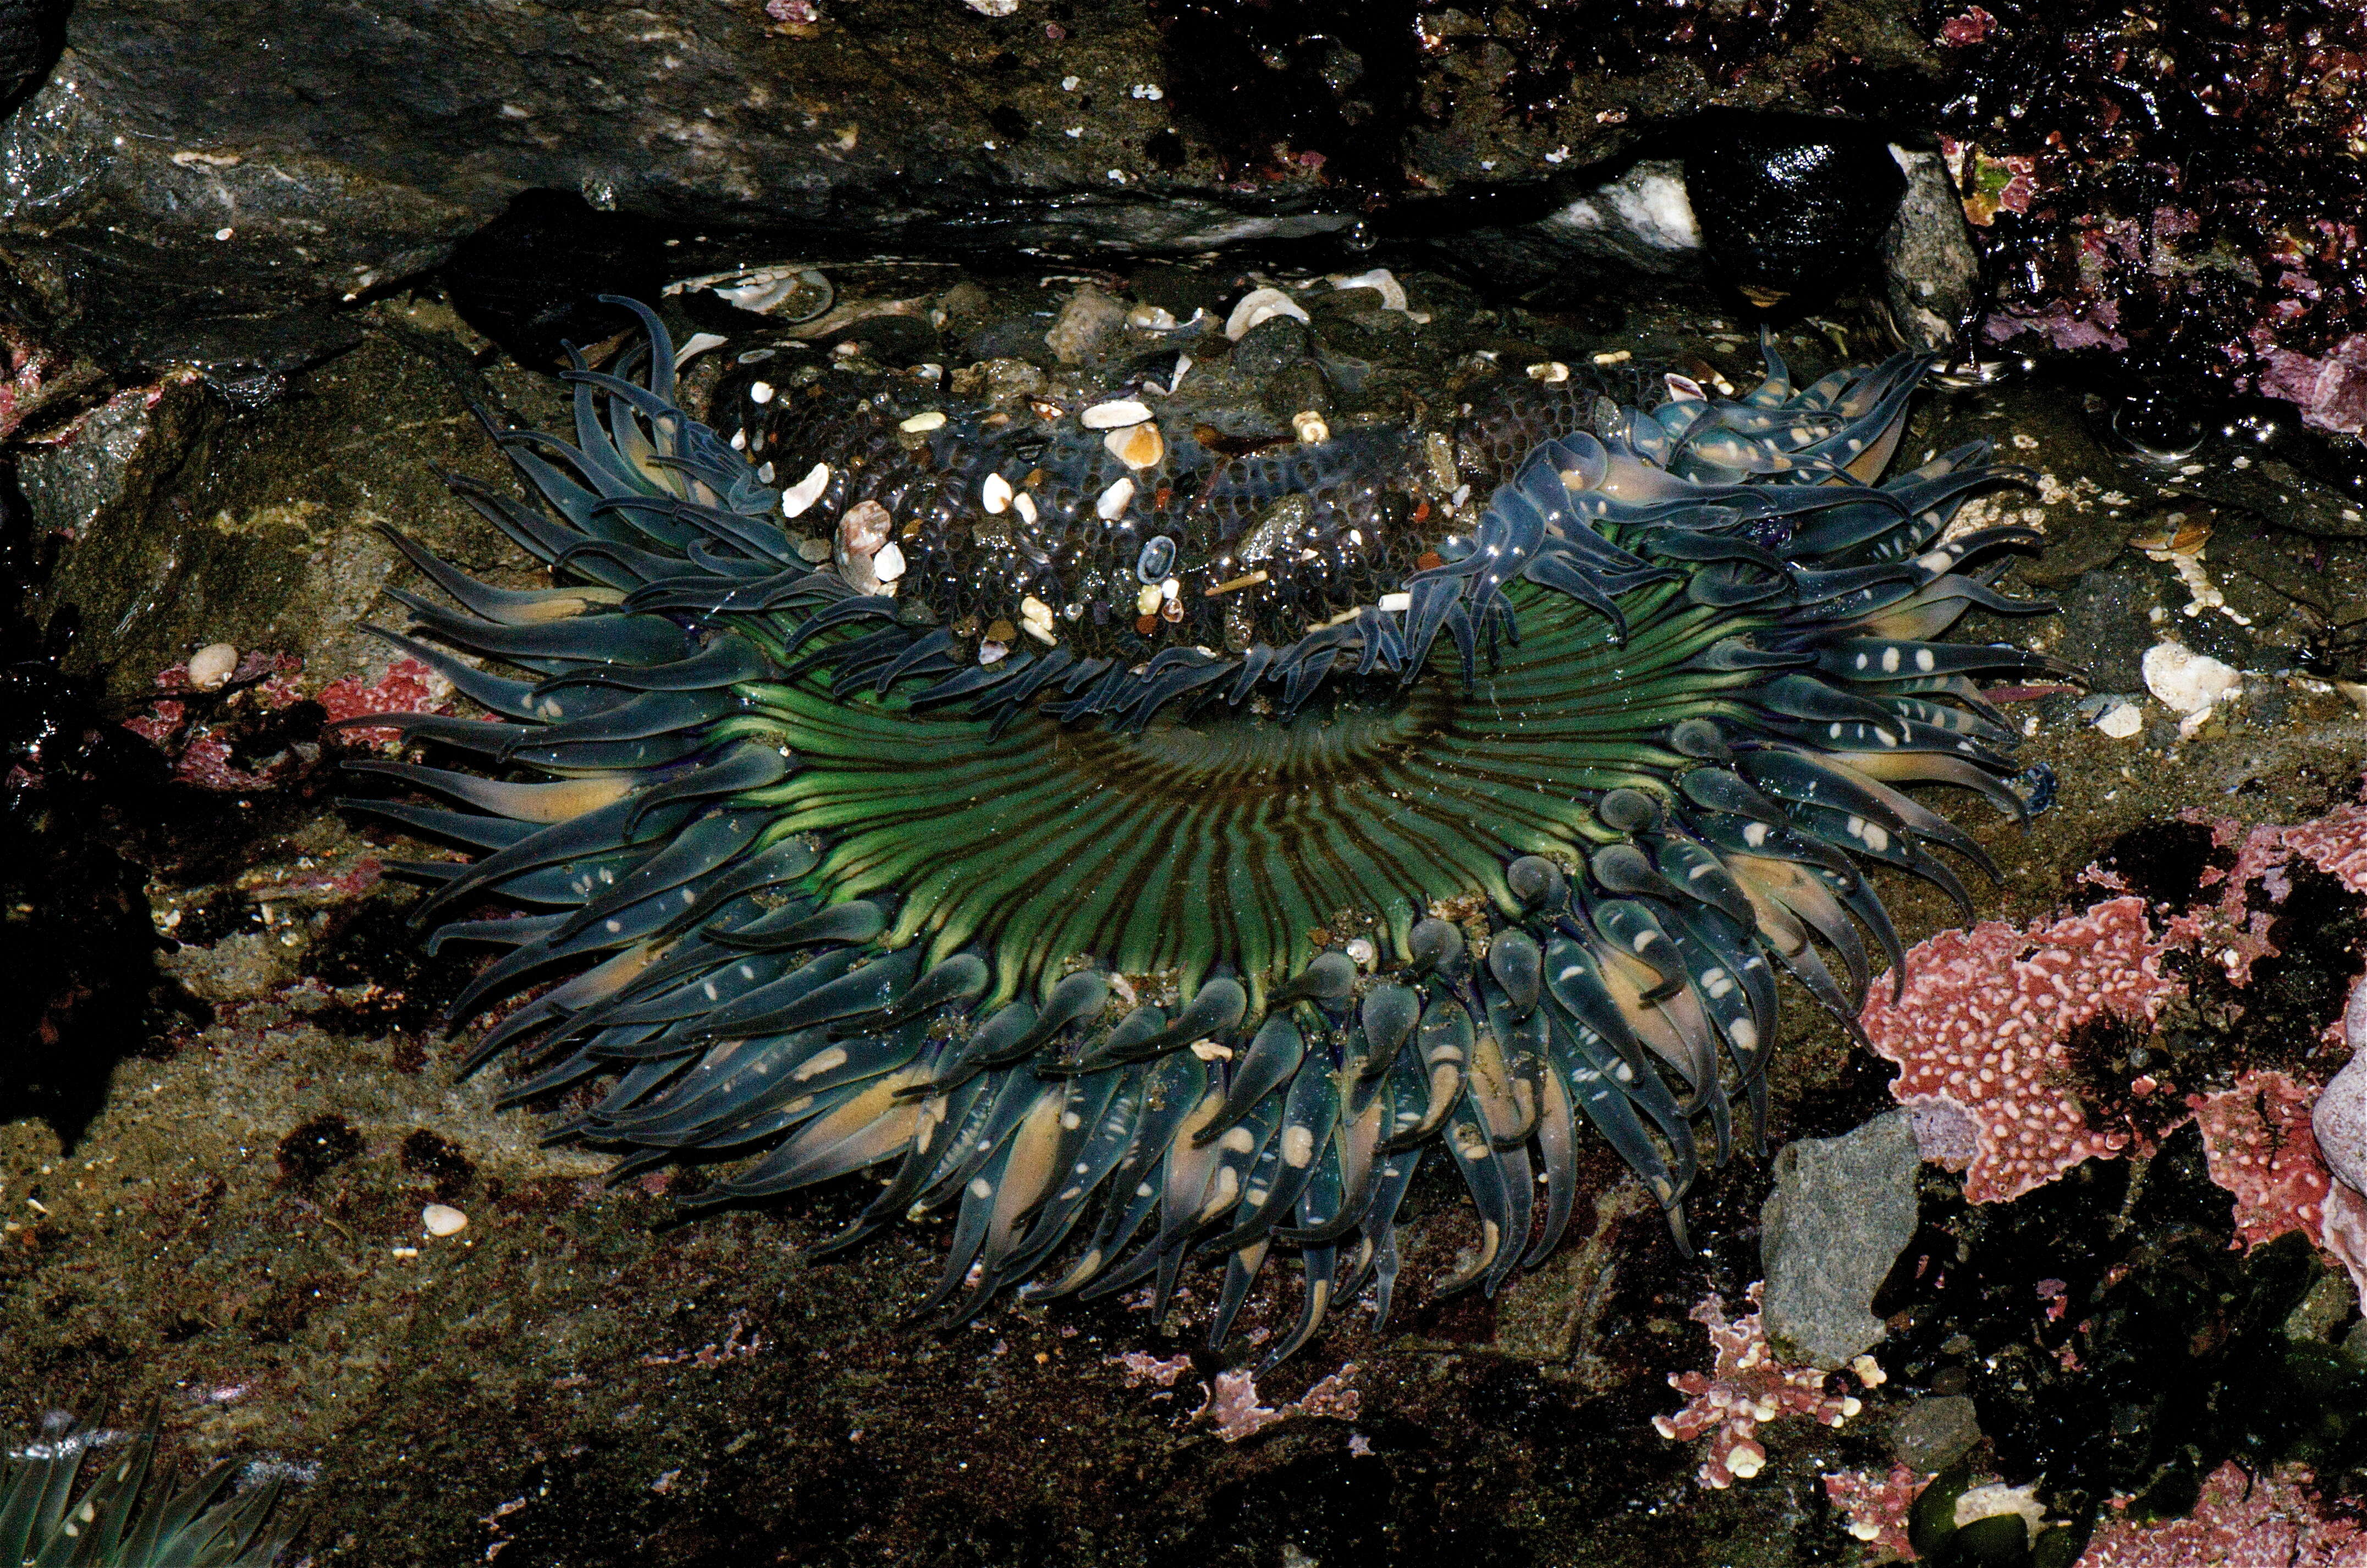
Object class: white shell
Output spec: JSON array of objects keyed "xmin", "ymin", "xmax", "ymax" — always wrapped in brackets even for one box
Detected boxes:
[
  {"xmin": 1012, "ymin": 492, "xmax": 1039, "ymax": 525},
  {"xmin": 1096, "ymin": 476, "xmax": 1136, "ymax": 521},
  {"xmin": 1081, "ymin": 397, "xmax": 1153, "ymax": 429},
  {"xmin": 781, "ymin": 462, "xmax": 830, "ymax": 519},
  {"xmin": 1019, "ymin": 596, "xmax": 1058, "ymax": 644},
  {"xmin": 1329, "ymin": 267, "xmax": 1408, "ymax": 312},
  {"xmin": 981, "ymin": 472, "xmax": 1014, "ymax": 514},
  {"xmin": 872, "ymin": 542, "xmax": 906, "ymax": 582},
  {"xmin": 1291, "ymin": 410, "xmax": 1329, "ymax": 444},
  {"xmin": 1224, "ymin": 286, "xmax": 1309, "ymax": 341},
  {"xmin": 187, "ymin": 643, "xmax": 239, "ymax": 692},
  {"xmin": 899, "ymin": 410, "xmax": 948, "ymax": 433},
  {"xmin": 1378, "ymin": 591, "xmax": 1412, "ymax": 613},
  {"xmin": 421, "ymin": 1204, "xmax": 468, "ymax": 1238},
  {"xmin": 839, "ymin": 498, "xmax": 893, "ymax": 555},
  {"xmin": 1126, "ymin": 303, "xmax": 1178, "ymax": 330},
  {"xmin": 748, "ymin": 380, "xmax": 776, "ymax": 404},
  {"xmin": 1526, "ymin": 361, "xmax": 1571, "ymax": 384},
  {"xmin": 2092, "ymin": 698, "xmax": 2144, "ymax": 738},
  {"xmin": 1136, "ymin": 583, "xmax": 1163, "ymax": 617}
]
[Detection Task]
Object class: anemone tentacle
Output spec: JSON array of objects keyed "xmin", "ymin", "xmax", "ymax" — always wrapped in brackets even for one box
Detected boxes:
[{"xmin": 344, "ymin": 298, "xmax": 2063, "ymax": 1366}]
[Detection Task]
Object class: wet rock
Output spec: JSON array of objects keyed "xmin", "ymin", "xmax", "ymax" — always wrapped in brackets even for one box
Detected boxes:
[
  {"xmin": 159, "ymin": 928, "xmax": 296, "ymax": 1004},
  {"xmin": 1681, "ymin": 113, "xmax": 1906, "ymax": 310},
  {"xmin": 0, "ymin": 0, "xmax": 1970, "ymax": 367},
  {"xmin": 0, "ymin": 0, "xmax": 63, "ymax": 108},
  {"xmin": 1043, "ymin": 285, "xmax": 1128, "ymax": 367},
  {"xmin": 1759, "ymin": 1109, "xmax": 1920, "ymax": 1368},
  {"xmin": 26, "ymin": 318, "xmax": 531, "ymax": 696},
  {"xmin": 1262, "ymin": 360, "xmax": 1333, "ymax": 424},
  {"xmin": 1881, "ymin": 145, "xmax": 1980, "ymax": 354},
  {"xmin": 1231, "ymin": 314, "xmax": 1315, "ymax": 378},
  {"xmin": 1937, "ymin": 0, "xmax": 2367, "ymax": 435},
  {"xmin": 1889, "ymin": 1394, "xmax": 1984, "ymax": 1472}
]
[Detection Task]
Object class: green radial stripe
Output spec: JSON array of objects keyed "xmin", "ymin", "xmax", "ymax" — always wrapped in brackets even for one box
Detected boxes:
[{"xmin": 748, "ymin": 583, "xmax": 1774, "ymax": 1000}]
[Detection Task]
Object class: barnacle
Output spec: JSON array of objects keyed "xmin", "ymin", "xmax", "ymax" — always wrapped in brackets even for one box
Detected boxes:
[
  {"xmin": 346, "ymin": 299, "xmax": 2062, "ymax": 1367},
  {"xmin": 0, "ymin": 1418, "xmax": 296, "ymax": 1567}
]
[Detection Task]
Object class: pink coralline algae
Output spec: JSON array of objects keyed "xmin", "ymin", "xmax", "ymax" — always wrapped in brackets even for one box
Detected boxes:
[
  {"xmin": 1823, "ymin": 1463, "xmax": 1925, "ymax": 1559},
  {"xmin": 1860, "ymin": 896, "xmax": 2176, "ymax": 1203},
  {"xmin": 1192, "ymin": 1366, "xmax": 1361, "ymax": 1444},
  {"xmin": 2255, "ymin": 335, "xmax": 2367, "ymax": 436},
  {"xmin": 1653, "ymin": 1283, "xmax": 1867, "ymax": 1489},
  {"xmin": 2193, "ymin": 1070, "xmax": 2331, "ymax": 1250},
  {"xmin": 2075, "ymin": 1462, "xmax": 2365, "ymax": 1568},
  {"xmin": 1115, "ymin": 1355, "xmax": 1362, "ymax": 1443},
  {"xmin": 123, "ymin": 653, "xmax": 450, "ymax": 788}
]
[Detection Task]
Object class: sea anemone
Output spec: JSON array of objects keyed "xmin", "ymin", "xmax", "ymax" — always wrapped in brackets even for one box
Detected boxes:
[
  {"xmin": 0, "ymin": 1417, "xmax": 295, "ymax": 1566},
  {"xmin": 345, "ymin": 298, "xmax": 2061, "ymax": 1367}
]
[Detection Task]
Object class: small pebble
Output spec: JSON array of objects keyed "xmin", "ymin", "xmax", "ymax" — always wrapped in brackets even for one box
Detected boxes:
[
  {"xmin": 188, "ymin": 642, "xmax": 240, "ymax": 692},
  {"xmin": 1105, "ymin": 422, "xmax": 1163, "ymax": 470},
  {"xmin": 421, "ymin": 1204, "xmax": 467, "ymax": 1238}
]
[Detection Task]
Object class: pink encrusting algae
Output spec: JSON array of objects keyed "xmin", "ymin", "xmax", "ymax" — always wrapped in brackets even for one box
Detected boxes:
[
  {"xmin": 1654, "ymin": 1283, "xmax": 1870, "ymax": 1489},
  {"xmin": 1860, "ymin": 896, "xmax": 2176, "ymax": 1203}
]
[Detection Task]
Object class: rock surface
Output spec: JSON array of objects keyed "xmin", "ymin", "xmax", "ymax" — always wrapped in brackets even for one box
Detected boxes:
[
  {"xmin": 0, "ymin": 0, "xmax": 1959, "ymax": 367},
  {"xmin": 1759, "ymin": 1110, "xmax": 1921, "ymax": 1368}
]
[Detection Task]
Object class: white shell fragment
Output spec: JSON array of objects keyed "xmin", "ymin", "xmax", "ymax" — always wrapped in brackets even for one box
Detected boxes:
[
  {"xmin": 2141, "ymin": 641, "xmax": 2241, "ymax": 738},
  {"xmin": 748, "ymin": 380, "xmax": 776, "ymax": 404},
  {"xmin": 1225, "ymin": 286, "xmax": 1309, "ymax": 341},
  {"xmin": 1291, "ymin": 410, "xmax": 1329, "ymax": 445},
  {"xmin": 1012, "ymin": 492, "xmax": 1039, "ymax": 526},
  {"xmin": 1096, "ymin": 476, "xmax": 1137, "ymax": 521},
  {"xmin": 781, "ymin": 462, "xmax": 830, "ymax": 519},
  {"xmin": 188, "ymin": 643, "xmax": 239, "ymax": 692},
  {"xmin": 1126, "ymin": 302, "xmax": 1178, "ymax": 330},
  {"xmin": 981, "ymin": 472, "xmax": 1013, "ymax": 514},
  {"xmin": 671, "ymin": 332, "xmax": 728, "ymax": 369},
  {"xmin": 1329, "ymin": 268, "xmax": 1408, "ymax": 313},
  {"xmin": 1019, "ymin": 596, "xmax": 1057, "ymax": 643},
  {"xmin": 1378, "ymin": 591, "xmax": 1412, "ymax": 614},
  {"xmin": 1136, "ymin": 582, "xmax": 1164, "ymax": 617},
  {"xmin": 1081, "ymin": 397, "xmax": 1153, "ymax": 429},
  {"xmin": 871, "ymin": 541, "xmax": 906, "ymax": 583},
  {"xmin": 1526, "ymin": 361, "xmax": 1571, "ymax": 384},
  {"xmin": 2092, "ymin": 699, "xmax": 2145, "ymax": 739},
  {"xmin": 899, "ymin": 410, "xmax": 948, "ymax": 433},
  {"xmin": 421, "ymin": 1204, "xmax": 468, "ymax": 1238}
]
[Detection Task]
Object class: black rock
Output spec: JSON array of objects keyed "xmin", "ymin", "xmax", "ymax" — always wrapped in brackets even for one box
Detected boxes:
[
  {"xmin": 1682, "ymin": 112, "xmax": 1908, "ymax": 309},
  {"xmin": 441, "ymin": 191, "xmax": 673, "ymax": 369}
]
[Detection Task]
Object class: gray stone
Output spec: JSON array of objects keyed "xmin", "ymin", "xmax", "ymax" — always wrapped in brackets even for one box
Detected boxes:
[
  {"xmin": 1890, "ymin": 1395, "xmax": 1984, "ymax": 1472},
  {"xmin": 1881, "ymin": 146, "xmax": 1981, "ymax": 354},
  {"xmin": 1231, "ymin": 316, "xmax": 1314, "ymax": 379},
  {"xmin": 1759, "ymin": 1109, "xmax": 1920, "ymax": 1368}
]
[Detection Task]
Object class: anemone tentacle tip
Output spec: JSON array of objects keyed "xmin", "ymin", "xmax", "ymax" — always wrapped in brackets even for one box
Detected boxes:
[{"xmin": 345, "ymin": 299, "xmax": 2057, "ymax": 1363}]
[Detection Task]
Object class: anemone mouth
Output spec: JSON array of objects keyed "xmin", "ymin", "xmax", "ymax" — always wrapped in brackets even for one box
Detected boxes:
[{"xmin": 340, "ymin": 298, "xmax": 2073, "ymax": 1368}]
